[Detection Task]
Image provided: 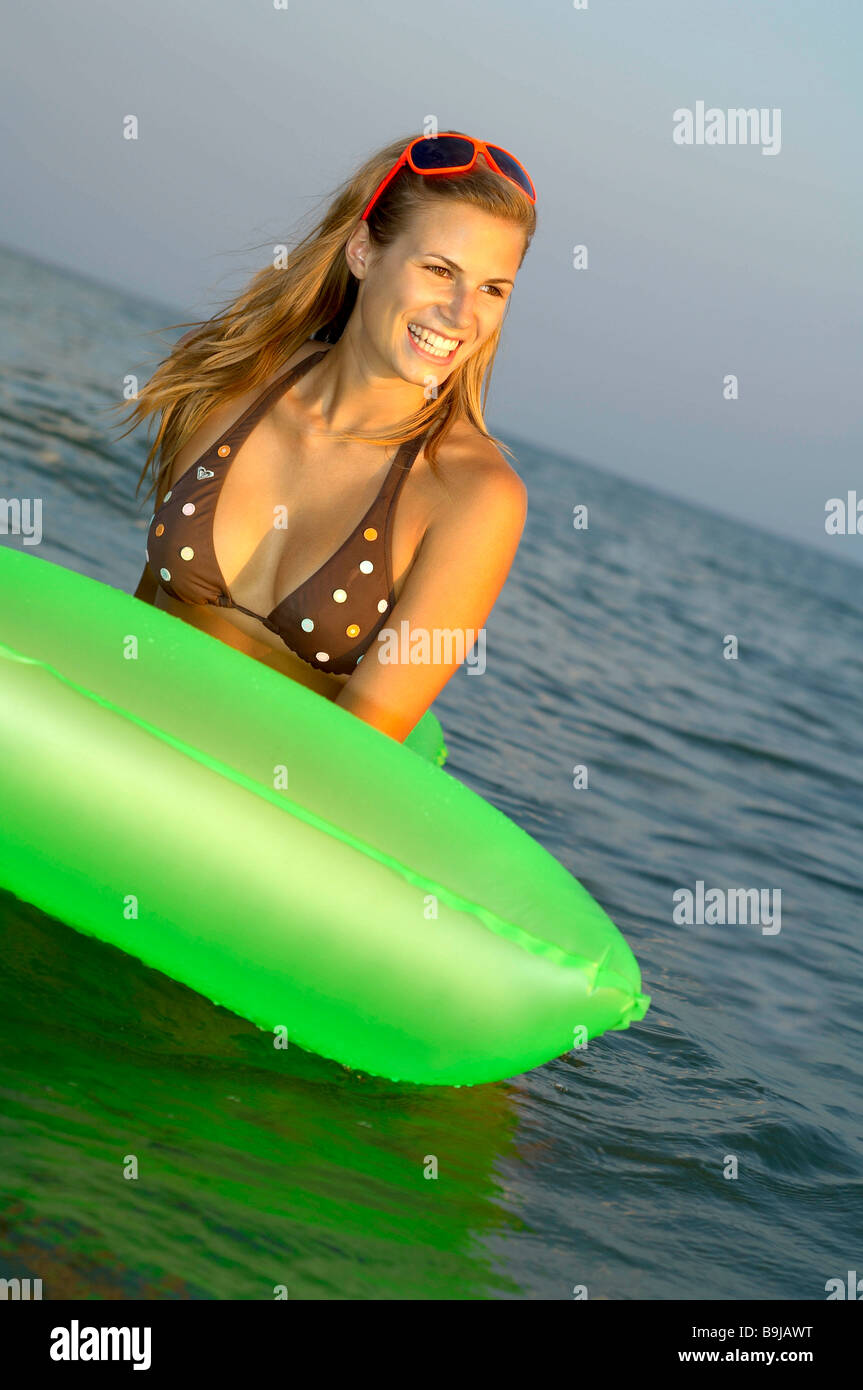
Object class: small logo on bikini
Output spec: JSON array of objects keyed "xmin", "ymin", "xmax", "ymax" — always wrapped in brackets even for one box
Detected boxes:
[{"xmin": 197, "ymin": 466, "xmax": 215, "ymax": 480}]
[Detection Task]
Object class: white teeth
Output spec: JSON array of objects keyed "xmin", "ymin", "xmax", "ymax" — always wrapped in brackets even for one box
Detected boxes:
[{"xmin": 408, "ymin": 322, "xmax": 459, "ymax": 356}]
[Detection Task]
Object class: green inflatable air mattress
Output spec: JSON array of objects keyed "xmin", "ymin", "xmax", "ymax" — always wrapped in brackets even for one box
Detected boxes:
[{"xmin": 0, "ymin": 544, "xmax": 649, "ymax": 1085}]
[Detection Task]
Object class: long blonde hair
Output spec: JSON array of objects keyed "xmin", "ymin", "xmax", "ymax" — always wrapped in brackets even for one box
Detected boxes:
[{"xmin": 115, "ymin": 130, "xmax": 537, "ymax": 506}]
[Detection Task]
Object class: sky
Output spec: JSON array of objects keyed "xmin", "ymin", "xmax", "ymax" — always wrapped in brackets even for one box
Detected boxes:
[{"xmin": 1, "ymin": 0, "xmax": 860, "ymax": 564}]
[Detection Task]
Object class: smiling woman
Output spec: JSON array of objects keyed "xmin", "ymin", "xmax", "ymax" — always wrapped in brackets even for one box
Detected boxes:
[
  {"xmin": 2, "ymin": 133, "xmax": 651, "ymax": 1084},
  {"xmin": 117, "ymin": 129, "xmax": 537, "ymax": 740}
]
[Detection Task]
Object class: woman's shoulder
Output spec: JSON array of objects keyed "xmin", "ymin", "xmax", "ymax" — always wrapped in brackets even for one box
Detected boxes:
[
  {"xmin": 189, "ymin": 335, "xmax": 330, "ymax": 419},
  {"xmin": 162, "ymin": 339, "xmax": 329, "ymax": 490},
  {"xmin": 406, "ymin": 417, "xmax": 526, "ymax": 568},
  {"xmin": 256, "ymin": 337, "xmax": 334, "ymax": 393},
  {"xmin": 425, "ymin": 416, "xmax": 527, "ymax": 512}
]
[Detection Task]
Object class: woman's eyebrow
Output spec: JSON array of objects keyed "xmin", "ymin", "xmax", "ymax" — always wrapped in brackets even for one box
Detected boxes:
[{"xmin": 420, "ymin": 252, "xmax": 514, "ymax": 285}]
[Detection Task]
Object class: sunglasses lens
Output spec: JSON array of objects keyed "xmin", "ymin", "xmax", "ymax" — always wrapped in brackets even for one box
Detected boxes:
[
  {"xmin": 411, "ymin": 136, "xmax": 475, "ymax": 171},
  {"xmin": 485, "ymin": 146, "xmax": 535, "ymax": 199}
]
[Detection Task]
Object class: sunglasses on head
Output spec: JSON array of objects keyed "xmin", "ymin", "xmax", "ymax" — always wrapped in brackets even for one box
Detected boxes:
[{"xmin": 360, "ymin": 133, "xmax": 537, "ymax": 222}]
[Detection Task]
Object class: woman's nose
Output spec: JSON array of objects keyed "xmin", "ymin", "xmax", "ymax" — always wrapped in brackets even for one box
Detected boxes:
[{"xmin": 439, "ymin": 291, "xmax": 473, "ymax": 332}]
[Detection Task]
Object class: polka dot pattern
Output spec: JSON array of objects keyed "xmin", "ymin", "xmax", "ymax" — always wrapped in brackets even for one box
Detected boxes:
[{"xmin": 145, "ymin": 347, "xmax": 427, "ymax": 676}]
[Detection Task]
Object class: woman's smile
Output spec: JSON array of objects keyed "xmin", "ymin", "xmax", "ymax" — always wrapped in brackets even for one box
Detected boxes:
[{"xmin": 405, "ymin": 320, "xmax": 462, "ymax": 365}]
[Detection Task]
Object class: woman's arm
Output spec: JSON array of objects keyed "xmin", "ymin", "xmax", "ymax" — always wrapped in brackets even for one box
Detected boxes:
[{"xmin": 335, "ymin": 448, "xmax": 527, "ymax": 742}]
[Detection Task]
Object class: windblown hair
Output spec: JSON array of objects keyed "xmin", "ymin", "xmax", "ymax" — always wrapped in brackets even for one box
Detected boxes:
[{"xmin": 115, "ymin": 130, "xmax": 536, "ymax": 507}]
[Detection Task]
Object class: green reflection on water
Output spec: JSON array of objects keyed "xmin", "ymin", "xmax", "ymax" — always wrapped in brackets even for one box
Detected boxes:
[{"xmin": 0, "ymin": 891, "xmax": 527, "ymax": 1299}]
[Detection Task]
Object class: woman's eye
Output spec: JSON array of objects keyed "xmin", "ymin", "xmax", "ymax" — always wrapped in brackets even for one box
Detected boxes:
[{"xmin": 424, "ymin": 265, "xmax": 503, "ymax": 297}]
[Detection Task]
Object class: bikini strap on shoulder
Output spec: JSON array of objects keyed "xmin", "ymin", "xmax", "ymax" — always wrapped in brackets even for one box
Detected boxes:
[
  {"xmin": 377, "ymin": 430, "xmax": 427, "ymax": 508},
  {"xmin": 214, "ymin": 348, "xmax": 329, "ymax": 455}
]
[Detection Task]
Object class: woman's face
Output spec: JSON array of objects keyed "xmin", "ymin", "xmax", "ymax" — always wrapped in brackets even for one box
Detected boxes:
[{"xmin": 349, "ymin": 202, "xmax": 526, "ymax": 383}]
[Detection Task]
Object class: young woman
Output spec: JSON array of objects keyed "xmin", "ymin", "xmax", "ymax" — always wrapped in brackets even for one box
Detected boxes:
[{"xmin": 124, "ymin": 131, "xmax": 537, "ymax": 741}]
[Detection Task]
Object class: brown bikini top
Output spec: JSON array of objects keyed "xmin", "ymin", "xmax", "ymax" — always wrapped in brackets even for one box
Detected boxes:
[{"xmin": 147, "ymin": 348, "xmax": 428, "ymax": 674}]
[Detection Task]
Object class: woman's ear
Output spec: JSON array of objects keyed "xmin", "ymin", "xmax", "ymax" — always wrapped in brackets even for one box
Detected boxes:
[{"xmin": 344, "ymin": 220, "xmax": 372, "ymax": 279}]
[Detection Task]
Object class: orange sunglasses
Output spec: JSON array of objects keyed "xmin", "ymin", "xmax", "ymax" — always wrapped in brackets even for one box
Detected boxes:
[{"xmin": 360, "ymin": 133, "xmax": 537, "ymax": 222}]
